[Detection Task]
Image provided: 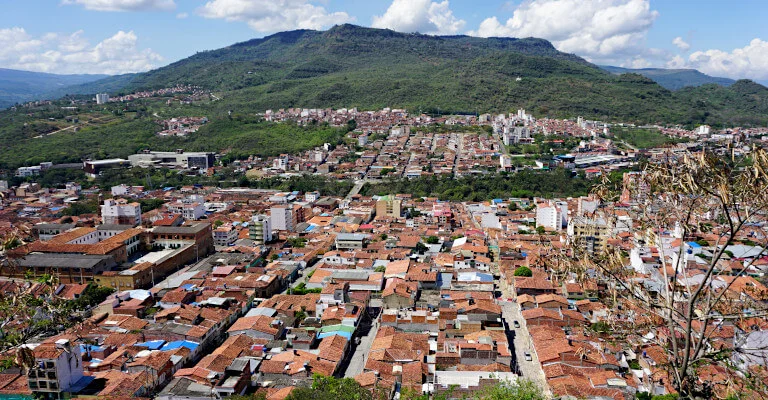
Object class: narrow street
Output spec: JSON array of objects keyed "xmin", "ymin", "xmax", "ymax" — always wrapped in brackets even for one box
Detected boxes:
[
  {"xmin": 498, "ymin": 281, "xmax": 551, "ymax": 396},
  {"xmin": 343, "ymin": 317, "xmax": 380, "ymax": 378}
]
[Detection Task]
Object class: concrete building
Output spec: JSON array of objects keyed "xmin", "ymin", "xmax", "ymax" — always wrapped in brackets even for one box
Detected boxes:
[
  {"xmin": 376, "ymin": 195, "xmax": 402, "ymax": 218},
  {"xmin": 249, "ymin": 214, "xmax": 272, "ymax": 244},
  {"xmin": 101, "ymin": 199, "xmax": 142, "ymax": 226},
  {"xmin": 335, "ymin": 233, "xmax": 368, "ymax": 250},
  {"xmin": 567, "ymin": 216, "xmax": 612, "ymax": 254},
  {"xmin": 26, "ymin": 339, "xmax": 84, "ymax": 396},
  {"xmin": 536, "ymin": 201, "xmax": 567, "ymax": 231},
  {"xmin": 168, "ymin": 199, "xmax": 206, "ymax": 221},
  {"xmin": 270, "ymin": 205, "xmax": 293, "ymax": 231},
  {"xmin": 213, "ymin": 224, "xmax": 238, "ymax": 247},
  {"xmin": 128, "ymin": 150, "xmax": 216, "ymax": 169},
  {"xmin": 95, "ymin": 93, "xmax": 109, "ymax": 104}
]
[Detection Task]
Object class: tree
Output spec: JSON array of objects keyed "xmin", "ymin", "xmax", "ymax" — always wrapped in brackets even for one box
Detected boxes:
[
  {"xmin": 425, "ymin": 236, "xmax": 440, "ymax": 244},
  {"xmin": 535, "ymin": 226, "xmax": 546, "ymax": 235},
  {"xmin": 549, "ymin": 149, "xmax": 768, "ymax": 398},
  {"xmin": 285, "ymin": 374, "xmax": 374, "ymax": 400},
  {"xmin": 513, "ymin": 266, "xmax": 533, "ymax": 277}
]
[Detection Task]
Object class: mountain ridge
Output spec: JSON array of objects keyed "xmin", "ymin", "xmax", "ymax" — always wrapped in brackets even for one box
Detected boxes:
[
  {"xmin": 600, "ymin": 65, "xmax": 735, "ymax": 90},
  {"xmin": 0, "ymin": 68, "xmax": 109, "ymax": 108},
  {"xmin": 16, "ymin": 24, "xmax": 768, "ymax": 127}
]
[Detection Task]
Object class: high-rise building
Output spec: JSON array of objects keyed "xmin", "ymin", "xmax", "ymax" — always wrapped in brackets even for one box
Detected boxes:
[
  {"xmin": 376, "ymin": 195, "xmax": 402, "ymax": 218},
  {"xmin": 270, "ymin": 205, "xmax": 293, "ymax": 231},
  {"xmin": 95, "ymin": 93, "xmax": 109, "ymax": 104},
  {"xmin": 535, "ymin": 201, "xmax": 567, "ymax": 231},
  {"xmin": 249, "ymin": 214, "xmax": 272, "ymax": 244}
]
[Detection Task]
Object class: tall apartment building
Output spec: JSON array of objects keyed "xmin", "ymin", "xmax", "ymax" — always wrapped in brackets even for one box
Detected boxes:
[
  {"xmin": 376, "ymin": 195, "xmax": 402, "ymax": 218},
  {"xmin": 95, "ymin": 93, "xmax": 109, "ymax": 104},
  {"xmin": 249, "ymin": 214, "xmax": 272, "ymax": 244},
  {"xmin": 270, "ymin": 205, "xmax": 294, "ymax": 231},
  {"xmin": 101, "ymin": 199, "xmax": 142, "ymax": 226},
  {"xmin": 535, "ymin": 201, "xmax": 567, "ymax": 231},
  {"xmin": 567, "ymin": 216, "xmax": 612, "ymax": 255}
]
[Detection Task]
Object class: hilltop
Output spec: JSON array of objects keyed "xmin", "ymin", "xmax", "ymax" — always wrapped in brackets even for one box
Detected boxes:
[{"xmin": 600, "ymin": 65, "xmax": 735, "ymax": 90}]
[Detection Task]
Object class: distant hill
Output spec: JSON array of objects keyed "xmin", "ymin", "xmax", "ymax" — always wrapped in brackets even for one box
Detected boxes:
[
  {"xmin": 54, "ymin": 24, "xmax": 766, "ymax": 126},
  {"xmin": 2, "ymin": 24, "xmax": 767, "ymax": 169},
  {"xmin": 600, "ymin": 66, "xmax": 735, "ymax": 90},
  {"xmin": 0, "ymin": 68, "xmax": 109, "ymax": 108}
]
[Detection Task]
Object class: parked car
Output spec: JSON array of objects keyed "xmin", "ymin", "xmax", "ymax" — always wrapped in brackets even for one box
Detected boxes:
[
  {"xmin": 524, "ymin": 352, "xmax": 532, "ymax": 361},
  {"xmin": 513, "ymin": 320, "xmax": 520, "ymax": 328}
]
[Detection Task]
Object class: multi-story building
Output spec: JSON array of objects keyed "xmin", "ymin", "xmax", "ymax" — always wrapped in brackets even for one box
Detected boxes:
[
  {"xmin": 26, "ymin": 339, "xmax": 84, "ymax": 397},
  {"xmin": 213, "ymin": 224, "xmax": 238, "ymax": 247},
  {"xmin": 167, "ymin": 199, "xmax": 206, "ymax": 220},
  {"xmin": 376, "ymin": 195, "xmax": 402, "ymax": 218},
  {"xmin": 249, "ymin": 214, "xmax": 272, "ymax": 244},
  {"xmin": 95, "ymin": 93, "xmax": 109, "ymax": 104},
  {"xmin": 128, "ymin": 150, "xmax": 216, "ymax": 169},
  {"xmin": 567, "ymin": 216, "xmax": 612, "ymax": 254},
  {"xmin": 270, "ymin": 205, "xmax": 293, "ymax": 231},
  {"xmin": 536, "ymin": 201, "xmax": 567, "ymax": 231},
  {"xmin": 101, "ymin": 199, "xmax": 142, "ymax": 226}
]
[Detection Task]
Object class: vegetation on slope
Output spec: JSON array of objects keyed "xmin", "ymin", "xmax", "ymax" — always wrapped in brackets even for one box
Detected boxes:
[
  {"xmin": 53, "ymin": 24, "xmax": 768, "ymax": 126},
  {"xmin": 361, "ymin": 169, "xmax": 591, "ymax": 201}
]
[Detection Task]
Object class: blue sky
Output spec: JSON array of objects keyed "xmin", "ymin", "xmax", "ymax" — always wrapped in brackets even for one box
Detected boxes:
[{"xmin": 1, "ymin": 0, "xmax": 767, "ymax": 82}]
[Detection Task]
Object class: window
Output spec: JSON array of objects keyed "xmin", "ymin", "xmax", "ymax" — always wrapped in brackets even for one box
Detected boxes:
[
  {"xmin": 45, "ymin": 362, "xmax": 54, "ymax": 369},
  {"xmin": 39, "ymin": 381, "xmax": 47, "ymax": 388}
]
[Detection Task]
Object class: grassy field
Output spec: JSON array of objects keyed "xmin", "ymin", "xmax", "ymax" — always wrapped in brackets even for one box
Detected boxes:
[{"xmin": 612, "ymin": 127, "xmax": 689, "ymax": 149}]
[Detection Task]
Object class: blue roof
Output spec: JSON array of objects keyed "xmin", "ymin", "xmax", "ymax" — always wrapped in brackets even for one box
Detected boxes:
[
  {"xmin": 135, "ymin": 340, "xmax": 166, "ymax": 350},
  {"xmin": 180, "ymin": 283, "xmax": 195, "ymax": 291},
  {"xmin": 317, "ymin": 331, "xmax": 353, "ymax": 340},
  {"xmin": 492, "ymin": 199, "xmax": 503, "ymax": 203},
  {"xmin": 163, "ymin": 186, "xmax": 175, "ymax": 191},
  {"xmin": 161, "ymin": 340, "xmax": 199, "ymax": 351},
  {"xmin": 687, "ymin": 242, "xmax": 702, "ymax": 248}
]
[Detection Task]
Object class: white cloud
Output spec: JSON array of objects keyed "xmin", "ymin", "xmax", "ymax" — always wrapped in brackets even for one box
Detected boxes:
[
  {"xmin": 198, "ymin": 0, "xmax": 353, "ymax": 33},
  {"xmin": 672, "ymin": 36, "xmax": 690, "ymax": 52},
  {"xmin": 469, "ymin": 0, "xmax": 659, "ymax": 64},
  {"xmin": 176, "ymin": 12, "xmax": 188, "ymax": 19},
  {"xmin": 682, "ymin": 39, "xmax": 768, "ymax": 80},
  {"xmin": 0, "ymin": 28, "xmax": 162, "ymax": 75},
  {"xmin": 61, "ymin": 0, "xmax": 176, "ymax": 12},
  {"xmin": 372, "ymin": 0, "xmax": 465, "ymax": 35}
]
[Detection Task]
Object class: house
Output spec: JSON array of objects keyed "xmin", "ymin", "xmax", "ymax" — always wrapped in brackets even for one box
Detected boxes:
[
  {"xmin": 227, "ymin": 315, "xmax": 285, "ymax": 340},
  {"xmin": 382, "ymin": 279, "xmax": 417, "ymax": 309}
]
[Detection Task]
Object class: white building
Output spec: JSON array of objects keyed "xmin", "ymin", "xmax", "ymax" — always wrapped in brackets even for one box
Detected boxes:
[
  {"xmin": 500, "ymin": 154, "xmax": 512, "ymax": 170},
  {"xmin": 101, "ymin": 199, "xmax": 142, "ymax": 226},
  {"xmin": 213, "ymin": 224, "xmax": 238, "ymax": 247},
  {"xmin": 111, "ymin": 184, "xmax": 131, "ymax": 196},
  {"xmin": 536, "ymin": 201, "xmax": 567, "ymax": 231},
  {"xmin": 305, "ymin": 191, "xmax": 320, "ymax": 203},
  {"xmin": 270, "ymin": 205, "xmax": 293, "ymax": 231},
  {"xmin": 26, "ymin": 339, "xmax": 84, "ymax": 395},
  {"xmin": 168, "ymin": 199, "xmax": 206, "ymax": 220},
  {"xmin": 696, "ymin": 125, "xmax": 711, "ymax": 135},
  {"xmin": 249, "ymin": 214, "xmax": 272, "ymax": 244},
  {"xmin": 95, "ymin": 93, "xmax": 109, "ymax": 104}
]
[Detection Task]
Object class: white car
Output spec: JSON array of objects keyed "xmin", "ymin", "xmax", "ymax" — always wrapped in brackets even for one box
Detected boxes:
[{"xmin": 524, "ymin": 352, "xmax": 532, "ymax": 361}]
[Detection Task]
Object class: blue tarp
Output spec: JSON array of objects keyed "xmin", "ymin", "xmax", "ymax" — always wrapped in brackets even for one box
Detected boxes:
[
  {"xmin": 135, "ymin": 340, "xmax": 166, "ymax": 350},
  {"xmin": 687, "ymin": 242, "xmax": 702, "ymax": 248},
  {"xmin": 161, "ymin": 340, "xmax": 199, "ymax": 351}
]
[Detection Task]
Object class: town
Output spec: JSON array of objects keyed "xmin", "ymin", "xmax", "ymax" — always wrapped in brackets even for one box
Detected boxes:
[{"xmin": 1, "ymin": 101, "xmax": 767, "ymax": 400}]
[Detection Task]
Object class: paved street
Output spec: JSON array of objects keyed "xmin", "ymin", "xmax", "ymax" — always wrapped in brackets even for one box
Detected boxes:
[
  {"xmin": 343, "ymin": 318, "xmax": 380, "ymax": 378},
  {"xmin": 499, "ymin": 281, "xmax": 551, "ymax": 396}
]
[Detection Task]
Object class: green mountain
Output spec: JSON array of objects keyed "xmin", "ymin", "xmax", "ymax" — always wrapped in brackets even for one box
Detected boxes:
[
  {"xmin": 0, "ymin": 68, "xmax": 109, "ymax": 108},
  {"xmin": 2, "ymin": 25, "xmax": 768, "ymax": 170},
  {"xmin": 600, "ymin": 65, "xmax": 735, "ymax": 90},
  {"xmin": 55, "ymin": 24, "xmax": 766, "ymax": 126}
]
